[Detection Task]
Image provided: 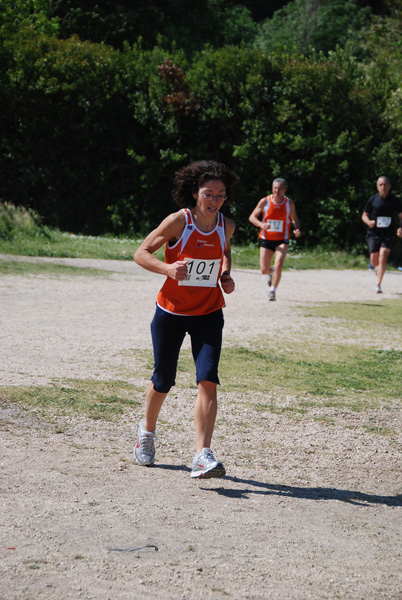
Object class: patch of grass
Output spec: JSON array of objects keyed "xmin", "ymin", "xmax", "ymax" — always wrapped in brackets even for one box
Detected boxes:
[
  {"xmin": 0, "ymin": 259, "xmax": 114, "ymax": 278},
  {"xmin": 0, "ymin": 202, "xmax": 377, "ymax": 270},
  {"xmin": 302, "ymin": 300, "xmax": 402, "ymax": 328},
  {"xmin": 363, "ymin": 425, "xmax": 393, "ymax": 436},
  {"xmin": 169, "ymin": 297, "xmax": 401, "ymax": 408},
  {"xmin": 0, "ymin": 379, "xmax": 143, "ymax": 421},
  {"xmin": 168, "ymin": 338, "xmax": 400, "ymax": 429},
  {"xmin": 0, "ymin": 202, "xmax": 142, "ymax": 260},
  {"xmin": 217, "ymin": 342, "xmax": 401, "ymax": 404},
  {"xmin": 232, "ymin": 243, "xmax": 372, "ymax": 271},
  {"xmin": 0, "ymin": 230, "xmax": 144, "ymax": 261}
]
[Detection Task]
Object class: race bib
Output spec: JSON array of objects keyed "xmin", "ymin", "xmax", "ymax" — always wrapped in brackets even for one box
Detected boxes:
[
  {"xmin": 377, "ymin": 216, "xmax": 391, "ymax": 228},
  {"xmin": 267, "ymin": 219, "xmax": 283, "ymax": 233},
  {"xmin": 179, "ymin": 257, "xmax": 221, "ymax": 287}
]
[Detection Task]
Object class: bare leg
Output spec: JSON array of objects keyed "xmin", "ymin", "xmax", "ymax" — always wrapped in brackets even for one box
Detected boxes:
[
  {"xmin": 271, "ymin": 243, "xmax": 288, "ymax": 288},
  {"xmin": 194, "ymin": 380, "xmax": 217, "ymax": 452},
  {"xmin": 260, "ymin": 246, "xmax": 274, "ymax": 275},
  {"xmin": 144, "ymin": 381, "xmax": 167, "ymax": 432},
  {"xmin": 370, "ymin": 251, "xmax": 379, "ymax": 269},
  {"xmin": 376, "ymin": 247, "xmax": 390, "ymax": 287}
]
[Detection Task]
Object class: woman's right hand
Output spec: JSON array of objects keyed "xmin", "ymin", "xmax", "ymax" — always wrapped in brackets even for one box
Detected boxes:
[{"xmin": 166, "ymin": 260, "xmax": 188, "ymax": 281}]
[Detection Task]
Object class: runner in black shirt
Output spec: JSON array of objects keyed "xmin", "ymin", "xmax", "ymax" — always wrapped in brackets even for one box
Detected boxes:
[{"xmin": 362, "ymin": 176, "xmax": 402, "ymax": 293}]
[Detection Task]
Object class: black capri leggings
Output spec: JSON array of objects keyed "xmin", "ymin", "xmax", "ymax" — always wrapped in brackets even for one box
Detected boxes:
[{"xmin": 150, "ymin": 306, "xmax": 224, "ymax": 394}]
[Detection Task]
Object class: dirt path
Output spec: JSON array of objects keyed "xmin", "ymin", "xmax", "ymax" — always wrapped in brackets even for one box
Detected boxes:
[{"xmin": 1, "ymin": 256, "xmax": 402, "ymax": 599}]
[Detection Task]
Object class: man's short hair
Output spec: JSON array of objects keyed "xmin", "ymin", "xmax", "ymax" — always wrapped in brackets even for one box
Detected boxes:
[
  {"xmin": 377, "ymin": 176, "xmax": 391, "ymax": 186},
  {"xmin": 273, "ymin": 178, "xmax": 288, "ymax": 189}
]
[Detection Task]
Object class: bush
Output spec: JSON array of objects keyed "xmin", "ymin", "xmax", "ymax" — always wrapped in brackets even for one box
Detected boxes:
[{"xmin": 0, "ymin": 202, "xmax": 51, "ymax": 241}]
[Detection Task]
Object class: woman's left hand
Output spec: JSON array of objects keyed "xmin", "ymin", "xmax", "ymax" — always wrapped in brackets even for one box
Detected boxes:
[{"xmin": 220, "ymin": 272, "xmax": 235, "ymax": 294}]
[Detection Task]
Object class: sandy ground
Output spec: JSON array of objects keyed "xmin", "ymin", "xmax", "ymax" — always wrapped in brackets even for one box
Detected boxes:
[{"xmin": 1, "ymin": 254, "xmax": 402, "ymax": 599}]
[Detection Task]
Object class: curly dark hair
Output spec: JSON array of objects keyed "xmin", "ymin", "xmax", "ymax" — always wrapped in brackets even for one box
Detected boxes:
[{"xmin": 172, "ymin": 160, "xmax": 239, "ymax": 208}]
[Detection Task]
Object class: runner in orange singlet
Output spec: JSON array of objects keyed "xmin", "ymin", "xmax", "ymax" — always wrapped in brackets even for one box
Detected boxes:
[
  {"xmin": 249, "ymin": 178, "xmax": 301, "ymax": 301},
  {"xmin": 133, "ymin": 160, "xmax": 239, "ymax": 478}
]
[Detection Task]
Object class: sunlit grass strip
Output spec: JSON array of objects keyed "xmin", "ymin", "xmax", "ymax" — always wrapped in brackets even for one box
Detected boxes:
[
  {"xmin": 217, "ymin": 344, "xmax": 402, "ymax": 402},
  {"xmin": 1, "ymin": 344, "xmax": 400, "ymax": 432},
  {"xmin": 0, "ymin": 240, "xmax": 371, "ymax": 271},
  {"xmin": 0, "ymin": 259, "xmax": 114, "ymax": 277},
  {"xmin": 0, "ymin": 233, "xmax": 142, "ymax": 262},
  {"xmin": 0, "ymin": 201, "xmax": 375, "ymax": 270},
  {"xmin": 0, "ymin": 379, "xmax": 143, "ymax": 421},
  {"xmin": 301, "ymin": 300, "xmax": 402, "ymax": 328},
  {"xmin": 169, "ymin": 337, "xmax": 402, "ymax": 405},
  {"xmin": 232, "ymin": 244, "xmax": 371, "ymax": 271}
]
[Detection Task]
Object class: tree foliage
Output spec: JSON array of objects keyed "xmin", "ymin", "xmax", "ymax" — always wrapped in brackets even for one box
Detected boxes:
[
  {"xmin": 254, "ymin": 0, "xmax": 373, "ymax": 56},
  {"xmin": 0, "ymin": 0, "xmax": 401, "ymax": 259},
  {"xmin": 52, "ymin": 0, "xmax": 256, "ymax": 55}
]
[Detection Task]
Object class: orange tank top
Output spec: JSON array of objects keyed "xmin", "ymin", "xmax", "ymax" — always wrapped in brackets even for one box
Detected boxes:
[
  {"xmin": 258, "ymin": 195, "xmax": 291, "ymax": 241},
  {"xmin": 156, "ymin": 208, "xmax": 227, "ymax": 316}
]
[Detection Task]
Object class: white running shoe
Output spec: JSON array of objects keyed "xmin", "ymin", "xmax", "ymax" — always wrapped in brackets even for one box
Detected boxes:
[
  {"xmin": 375, "ymin": 284, "xmax": 382, "ymax": 294},
  {"xmin": 269, "ymin": 289, "xmax": 276, "ymax": 301},
  {"xmin": 190, "ymin": 448, "xmax": 226, "ymax": 479},
  {"xmin": 134, "ymin": 420, "xmax": 156, "ymax": 466}
]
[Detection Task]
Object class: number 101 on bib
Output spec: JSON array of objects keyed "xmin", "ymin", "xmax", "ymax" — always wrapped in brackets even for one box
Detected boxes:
[{"xmin": 179, "ymin": 258, "xmax": 222, "ymax": 287}]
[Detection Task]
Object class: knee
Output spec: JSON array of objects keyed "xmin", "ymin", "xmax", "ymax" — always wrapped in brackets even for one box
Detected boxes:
[{"xmin": 197, "ymin": 380, "xmax": 218, "ymax": 395}]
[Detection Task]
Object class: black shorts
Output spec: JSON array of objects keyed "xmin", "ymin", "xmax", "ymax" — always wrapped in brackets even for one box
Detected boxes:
[
  {"xmin": 260, "ymin": 239, "xmax": 289, "ymax": 252},
  {"xmin": 366, "ymin": 232, "xmax": 393, "ymax": 254}
]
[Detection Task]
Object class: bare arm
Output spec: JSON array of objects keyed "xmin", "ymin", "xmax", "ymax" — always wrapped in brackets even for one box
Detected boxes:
[
  {"xmin": 134, "ymin": 211, "xmax": 188, "ymax": 281},
  {"xmin": 362, "ymin": 210, "xmax": 376, "ymax": 229},
  {"xmin": 248, "ymin": 198, "xmax": 270, "ymax": 231},
  {"xmin": 289, "ymin": 200, "xmax": 301, "ymax": 238},
  {"xmin": 397, "ymin": 211, "xmax": 402, "ymax": 238},
  {"xmin": 220, "ymin": 217, "xmax": 236, "ymax": 294}
]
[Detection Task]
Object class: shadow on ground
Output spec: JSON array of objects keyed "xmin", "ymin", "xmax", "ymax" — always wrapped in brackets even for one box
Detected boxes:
[{"xmin": 155, "ymin": 464, "xmax": 402, "ymax": 507}]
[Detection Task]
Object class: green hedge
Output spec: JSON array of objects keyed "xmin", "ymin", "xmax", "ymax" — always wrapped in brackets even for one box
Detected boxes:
[{"xmin": 1, "ymin": 10, "xmax": 401, "ymax": 249}]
